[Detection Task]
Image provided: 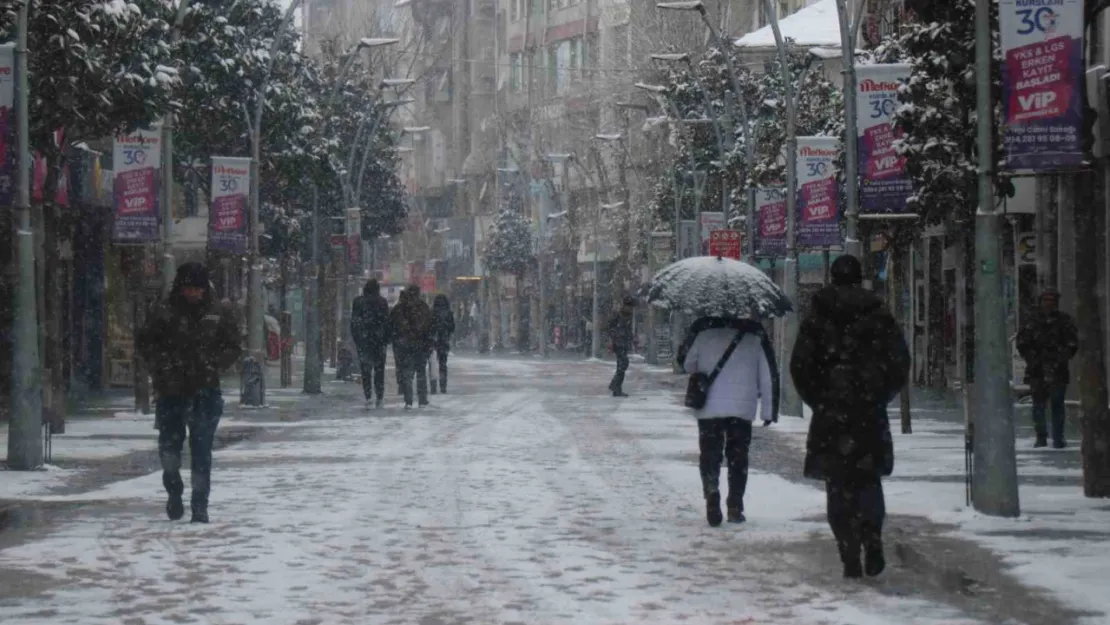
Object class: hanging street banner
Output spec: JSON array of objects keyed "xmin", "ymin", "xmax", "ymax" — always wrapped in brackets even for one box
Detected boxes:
[
  {"xmin": 208, "ymin": 157, "xmax": 251, "ymax": 254},
  {"xmin": 111, "ymin": 128, "xmax": 162, "ymax": 244},
  {"xmin": 755, "ymin": 187, "xmax": 787, "ymax": 257},
  {"xmin": 856, "ymin": 63, "xmax": 913, "ymax": 214},
  {"xmin": 699, "ymin": 211, "xmax": 725, "ymax": 255},
  {"xmin": 650, "ymin": 231, "xmax": 674, "ymax": 268},
  {"xmin": 0, "ymin": 45, "xmax": 13, "ymax": 207},
  {"xmin": 999, "ymin": 0, "xmax": 1084, "ymax": 170},
  {"xmin": 796, "ymin": 136, "xmax": 841, "ymax": 248}
]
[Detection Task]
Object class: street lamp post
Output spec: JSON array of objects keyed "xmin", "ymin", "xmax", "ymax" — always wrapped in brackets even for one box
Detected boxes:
[
  {"xmin": 300, "ymin": 38, "xmax": 401, "ymax": 395},
  {"xmin": 8, "ymin": 0, "xmax": 43, "ymax": 470},
  {"xmin": 761, "ymin": 0, "xmax": 803, "ymax": 418},
  {"xmin": 658, "ymin": 1, "xmax": 757, "ymax": 251},
  {"xmin": 834, "ymin": 0, "xmax": 867, "ymax": 258},
  {"xmin": 159, "ymin": 0, "xmax": 193, "ymax": 293}
]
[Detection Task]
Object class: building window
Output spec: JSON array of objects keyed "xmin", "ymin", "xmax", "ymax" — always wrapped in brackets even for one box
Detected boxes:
[
  {"xmin": 510, "ymin": 53, "xmax": 523, "ymax": 91},
  {"xmin": 548, "ymin": 0, "xmax": 578, "ymax": 10},
  {"xmin": 547, "ymin": 45, "xmax": 560, "ymax": 93},
  {"xmin": 530, "ymin": 47, "xmax": 544, "ymax": 92}
]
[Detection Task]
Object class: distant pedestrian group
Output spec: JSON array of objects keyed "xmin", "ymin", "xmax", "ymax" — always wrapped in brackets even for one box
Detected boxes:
[{"xmin": 352, "ymin": 280, "xmax": 455, "ymax": 409}]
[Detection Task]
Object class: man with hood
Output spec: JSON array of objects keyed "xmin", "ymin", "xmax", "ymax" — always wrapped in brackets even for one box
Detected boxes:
[
  {"xmin": 607, "ymin": 296, "xmax": 637, "ymax": 397},
  {"xmin": 351, "ymin": 279, "xmax": 392, "ymax": 408},
  {"xmin": 389, "ymin": 284, "xmax": 433, "ymax": 408},
  {"xmin": 1016, "ymin": 289, "xmax": 1078, "ymax": 448},
  {"xmin": 137, "ymin": 263, "xmax": 242, "ymax": 523},
  {"xmin": 790, "ymin": 255, "xmax": 909, "ymax": 579}
]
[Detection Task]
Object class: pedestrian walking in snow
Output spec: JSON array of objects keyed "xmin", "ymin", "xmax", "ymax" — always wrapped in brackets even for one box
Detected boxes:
[
  {"xmin": 679, "ymin": 317, "xmax": 779, "ymax": 527},
  {"xmin": 351, "ymin": 279, "xmax": 392, "ymax": 408},
  {"xmin": 790, "ymin": 255, "xmax": 909, "ymax": 579},
  {"xmin": 431, "ymin": 294, "xmax": 456, "ymax": 394},
  {"xmin": 390, "ymin": 285, "xmax": 433, "ymax": 408},
  {"xmin": 1017, "ymin": 289, "xmax": 1078, "ymax": 448},
  {"xmin": 607, "ymin": 297, "xmax": 636, "ymax": 397},
  {"xmin": 137, "ymin": 263, "xmax": 242, "ymax": 524}
]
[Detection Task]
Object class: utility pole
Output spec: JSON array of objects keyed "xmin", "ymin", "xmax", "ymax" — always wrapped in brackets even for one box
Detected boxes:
[
  {"xmin": 763, "ymin": 0, "xmax": 802, "ymax": 417},
  {"xmin": 303, "ymin": 185, "xmax": 322, "ymax": 394},
  {"xmin": 7, "ymin": 2, "xmax": 43, "ymax": 470},
  {"xmin": 835, "ymin": 0, "xmax": 864, "ymax": 258},
  {"xmin": 160, "ymin": 0, "xmax": 193, "ymax": 293},
  {"xmin": 971, "ymin": 0, "xmax": 1020, "ymax": 517}
]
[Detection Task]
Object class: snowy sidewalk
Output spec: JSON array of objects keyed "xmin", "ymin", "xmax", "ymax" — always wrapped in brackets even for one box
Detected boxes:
[{"xmin": 0, "ymin": 356, "xmax": 1104, "ymax": 624}]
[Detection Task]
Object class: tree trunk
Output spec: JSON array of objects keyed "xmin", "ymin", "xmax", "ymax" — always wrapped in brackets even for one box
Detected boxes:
[
  {"xmin": 1074, "ymin": 168, "xmax": 1110, "ymax": 496},
  {"xmin": 515, "ymin": 268, "xmax": 528, "ymax": 352}
]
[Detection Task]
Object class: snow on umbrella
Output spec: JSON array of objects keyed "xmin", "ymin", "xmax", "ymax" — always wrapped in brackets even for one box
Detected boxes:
[{"xmin": 647, "ymin": 256, "xmax": 792, "ymax": 320}]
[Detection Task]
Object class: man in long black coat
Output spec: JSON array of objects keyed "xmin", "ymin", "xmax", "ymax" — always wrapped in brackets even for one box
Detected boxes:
[
  {"xmin": 1016, "ymin": 289, "xmax": 1078, "ymax": 448},
  {"xmin": 351, "ymin": 279, "xmax": 391, "ymax": 408},
  {"xmin": 790, "ymin": 255, "xmax": 909, "ymax": 579}
]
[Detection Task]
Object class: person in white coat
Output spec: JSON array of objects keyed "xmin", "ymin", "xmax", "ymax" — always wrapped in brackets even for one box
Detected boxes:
[{"xmin": 679, "ymin": 317, "xmax": 780, "ymax": 527}]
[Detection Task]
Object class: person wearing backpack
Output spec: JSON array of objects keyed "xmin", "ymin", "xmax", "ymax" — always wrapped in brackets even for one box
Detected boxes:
[
  {"xmin": 678, "ymin": 317, "xmax": 779, "ymax": 527},
  {"xmin": 790, "ymin": 255, "xmax": 910, "ymax": 579}
]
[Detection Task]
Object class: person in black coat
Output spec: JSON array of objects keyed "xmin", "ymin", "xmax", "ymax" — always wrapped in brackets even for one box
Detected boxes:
[
  {"xmin": 430, "ymin": 294, "xmax": 456, "ymax": 394},
  {"xmin": 790, "ymin": 255, "xmax": 909, "ymax": 579},
  {"xmin": 351, "ymin": 279, "xmax": 391, "ymax": 407},
  {"xmin": 1016, "ymin": 289, "xmax": 1078, "ymax": 448},
  {"xmin": 607, "ymin": 296, "xmax": 636, "ymax": 397}
]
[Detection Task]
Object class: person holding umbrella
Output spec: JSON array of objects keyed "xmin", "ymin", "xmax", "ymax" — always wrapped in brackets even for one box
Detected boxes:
[
  {"xmin": 648, "ymin": 255, "xmax": 791, "ymax": 527},
  {"xmin": 678, "ymin": 317, "xmax": 779, "ymax": 526},
  {"xmin": 790, "ymin": 255, "xmax": 909, "ymax": 579}
]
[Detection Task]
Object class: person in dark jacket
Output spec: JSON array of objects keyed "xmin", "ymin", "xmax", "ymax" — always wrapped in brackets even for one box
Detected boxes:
[
  {"xmin": 389, "ymin": 284, "xmax": 433, "ymax": 408},
  {"xmin": 351, "ymin": 279, "xmax": 391, "ymax": 408},
  {"xmin": 430, "ymin": 294, "xmax": 456, "ymax": 394},
  {"xmin": 790, "ymin": 255, "xmax": 909, "ymax": 579},
  {"xmin": 1016, "ymin": 289, "xmax": 1078, "ymax": 448},
  {"xmin": 137, "ymin": 263, "xmax": 242, "ymax": 523},
  {"xmin": 607, "ymin": 296, "xmax": 636, "ymax": 397}
]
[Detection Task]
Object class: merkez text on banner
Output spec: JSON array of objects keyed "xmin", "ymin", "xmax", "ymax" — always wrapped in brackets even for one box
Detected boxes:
[
  {"xmin": 1000, "ymin": 0, "xmax": 1084, "ymax": 170},
  {"xmin": 755, "ymin": 188, "xmax": 787, "ymax": 257}
]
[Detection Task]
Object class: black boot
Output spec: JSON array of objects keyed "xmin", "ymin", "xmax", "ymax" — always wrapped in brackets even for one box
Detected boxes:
[
  {"xmin": 164, "ymin": 472, "xmax": 184, "ymax": 521},
  {"xmin": 1034, "ymin": 435, "xmax": 1048, "ymax": 448},
  {"xmin": 726, "ymin": 505, "xmax": 745, "ymax": 524},
  {"xmin": 840, "ymin": 541, "xmax": 863, "ymax": 579},
  {"xmin": 440, "ymin": 380, "xmax": 447, "ymax": 394},
  {"xmin": 864, "ymin": 541, "xmax": 886, "ymax": 577},
  {"xmin": 705, "ymin": 492, "xmax": 723, "ymax": 527},
  {"xmin": 191, "ymin": 494, "xmax": 209, "ymax": 524}
]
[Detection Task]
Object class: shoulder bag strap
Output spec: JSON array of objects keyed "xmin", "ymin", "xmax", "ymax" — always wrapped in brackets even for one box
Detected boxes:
[{"xmin": 706, "ymin": 331, "xmax": 746, "ymax": 387}]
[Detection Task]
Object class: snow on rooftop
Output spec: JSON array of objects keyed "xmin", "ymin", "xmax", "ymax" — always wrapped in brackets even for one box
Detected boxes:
[{"xmin": 734, "ymin": 0, "xmax": 843, "ymax": 49}]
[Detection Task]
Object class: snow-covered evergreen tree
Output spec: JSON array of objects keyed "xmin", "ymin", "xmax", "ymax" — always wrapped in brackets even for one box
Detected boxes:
[{"xmin": 484, "ymin": 204, "xmax": 534, "ymax": 277}]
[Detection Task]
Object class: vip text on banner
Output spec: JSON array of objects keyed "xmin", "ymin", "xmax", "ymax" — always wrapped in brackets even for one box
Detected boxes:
[{"xmin": 755, "ymin": 187, "xmax": 787, "ymax": 257}]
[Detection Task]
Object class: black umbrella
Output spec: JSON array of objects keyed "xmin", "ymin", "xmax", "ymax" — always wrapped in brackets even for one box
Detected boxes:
[{"xmin": 647, "ymin": 256, "xmax": 793, "ymax": 320}]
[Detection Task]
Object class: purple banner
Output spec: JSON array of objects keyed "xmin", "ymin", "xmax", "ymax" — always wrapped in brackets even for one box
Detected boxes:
[
  {"xmin": 1000, "ymin": 0, "xmax": 1084, "ymax": 170},
  {"xmin": 112, "ymin": 129, "xmax": 162, "ymax": 244},
  {"xmin": 796, "ymin": 137, "xmax": 841, "ymax": 248},
  {"xmin": 208, "ymin": 193, "xmax": 248, "ymax": 254},
  {"xmin": 856, "ymin": 64, "xmax": 913, "ymax": 213},
  {"xmin": 754, "ymin": 188, "xmax": 786, "ymax": 257}
]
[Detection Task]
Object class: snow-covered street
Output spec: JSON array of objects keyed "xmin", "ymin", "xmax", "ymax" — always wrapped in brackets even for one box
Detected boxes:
[{"xmin": 0, "ymin": 356, "xmax": 1106, "ymax": 625}]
